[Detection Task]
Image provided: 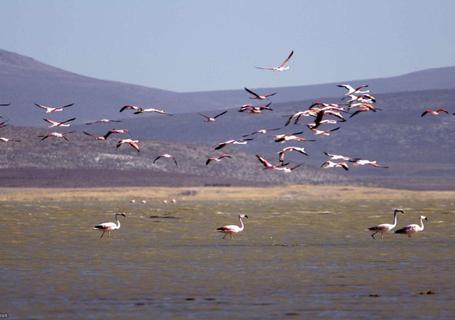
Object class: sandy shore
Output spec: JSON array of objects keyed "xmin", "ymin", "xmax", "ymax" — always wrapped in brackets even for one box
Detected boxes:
[{"xmin": 1, "ymin": 185, "xmax": 454, "ymax": 202}]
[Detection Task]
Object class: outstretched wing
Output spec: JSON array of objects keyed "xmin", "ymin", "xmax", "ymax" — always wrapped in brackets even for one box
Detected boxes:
[
  {"xmin": 244, "ymin": 87, "xmax": 260, "ymax": 99},
  {"xmin": 279, "ymin": 50, "xmax": 294, "ymax": 67}
]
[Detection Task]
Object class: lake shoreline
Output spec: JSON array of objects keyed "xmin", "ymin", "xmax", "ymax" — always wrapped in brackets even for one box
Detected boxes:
[{"xmin": 1, "ymin": 184, "xmax": 454, "ymax": 202}]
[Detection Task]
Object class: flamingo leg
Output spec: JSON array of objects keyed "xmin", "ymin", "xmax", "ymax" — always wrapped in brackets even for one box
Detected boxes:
[
  {"xmin": 100, "ymin": 231, "xmax": 105, "ymax": 239},
  {"xmin": 380, "ymin": 232, "xmax": 384, "ymax": 240},
  {"xmin": 108, "ymin": 231, "xmax": 111, "ymax": 238},
  {"xmin": 222, "ymin": 233, "xmax": 227, "ymax": 239},
  {"xmin": 371, "ymin": 232, "xmax": 377, "ymax": 239}
]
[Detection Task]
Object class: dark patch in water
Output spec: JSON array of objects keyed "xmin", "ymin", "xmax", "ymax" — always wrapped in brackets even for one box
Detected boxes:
[
  {"xmin": 285, "ymin": 312, "xmax": 300, "ymax": 316},
  {"xmin": 185, "ymin": 297, "xmax": 196, "ymax": 301},
  {"xmin": 204, "ymin": 297, "xmax": 216, "ymax": 301},
  {"xmin": 419, "ymin": 290, "xmax": 435, "ymax": 295},
  {"xmin": 252, "ymin": 302, "xmax": 273, "ymax": 306},
  {"xmin": 149, "ymin": 215, "xmax": 180, "ymax": 219},
  {"xmin": 369, "ymin": 294, "xmax": 381, "ymax": 297}
]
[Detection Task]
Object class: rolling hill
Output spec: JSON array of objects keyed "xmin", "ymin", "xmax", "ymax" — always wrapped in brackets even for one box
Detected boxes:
[
  {"xmin": 0, "ymin": 126, "xmax": 347, "ymax": 187},
  {"xmin": 2, "ymin": 48, "xmax": 455, "ymax": 126},
  {"xmin": 1, "ymin": 48, "xmax": 455, "ymax": 189}
]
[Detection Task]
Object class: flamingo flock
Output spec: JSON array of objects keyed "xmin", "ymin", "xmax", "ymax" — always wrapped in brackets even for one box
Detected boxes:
[{"xmin": 0, "ymin": 49, "xmax": 441, "ymax": 242}]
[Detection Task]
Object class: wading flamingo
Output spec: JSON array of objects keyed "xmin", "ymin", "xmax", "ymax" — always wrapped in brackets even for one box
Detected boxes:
[
  {"xmin": 93, "ymin": 213, "xmax": 126, "ymax": 239},
  {"xmin": 395, "ymin": 216, "xmax": 428, "ymax": 237},
  {"xmin": 217, "ymin": 214, "xmax": 248, "ymax": 239},
  {"xmin": 368, "ymin": 209, "xmax": 404, "ymax": 239}
]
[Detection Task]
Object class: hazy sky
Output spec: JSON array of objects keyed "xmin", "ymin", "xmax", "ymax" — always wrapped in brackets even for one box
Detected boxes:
[{"xmin": 1, "ymin": 0, "xmax": 454, "ymax": 92}]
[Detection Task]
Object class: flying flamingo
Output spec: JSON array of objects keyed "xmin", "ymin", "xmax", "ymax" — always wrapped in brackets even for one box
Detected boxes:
[
  {"xmin": 199, "ymin": 110, "xmax": 228, "ymax": 122},
  {"xmin": 216, "ymin": 214, "xmax": 248, "ymax": 239},
  {"xmin": 242, "ymin": 127, "xmax": 281, "ymax": 137},
  {"xmin": 273, "ymin": 132, "xmax": 315, "ymax": 143},
  {"xmin": 85, "ymin": 118, "xmax": 122, "ymax": 125},
  {"xmin": 214, "ymin": 138, "xmax": 253, "ymax": 150},
  {"xmin": 43, "ymin": 117, "xmax": 76, "ymax": 128},
  {"xmin": 337, "ymin": 84, "xmax": 370, "ymax": 96},
  {"xmin": 117, "ymin": 139, "xmax": 140, "ymax": 152},
  {"xmin": 310, "ymin": 127, "xmax": 340, "ymax": 136},
  {"xmin": 256, "ymin": 50, "xmax": 294, "ymax": 71},
  {"xmin": 133, "ymin": 107, "xmax": 173, "ymax": 115},
  {"xmin": 421, "ymin": 108, "xmax": 449, "ymax": 117},
  {"xmin": 35, "ymin": 103, "xmax": 74, "ymax": 113},
  {"xmin": 0, "ymin": 137, "xmax": 21, "ymax": 143},
  {"xmin": 84, "ymin": 129, "xmax": 127, "ymax": 141},
  {"xmin": 321, "ymin": 160, "xmax": 349, "ymax": 171},
  {"xmin": 285, "ymin": 110, "xmax": 317, "ymax": 126},
  {"xmin": 206, "ymin": 153, "xmax": 232, "ymax": 165},
  {"xmin": 344, "ymin": 93, "xmax": 376, "ymax": 104},
  {"xmin": 323, "ymin": 152, "xmax": 358, "ymax": 162},
  {"xmin": 352, "ymin": 159, "xmax": 389, "ymax": 168},
  {"xmin": 395, "ymin": 216, "xmax": 428, "ymax": 237},
  {"xmin": 256, "ymin": 154, "xmax": 303, "ymax": 173},
  {"xmin": 238, "ymin": 102, "xmax": 273, "ymax": 113},
  {"xmin": 368, "ymin": 209, "xmax": 404, "ymax": 239},
  {"xmin": 119, "ymin": 105, "xmax": 140, "ymax": 112},
  {"xmin": 93, "ymin": 213, "xmax": 126, "ymax": 239},
  {"xmin": 244, "ymin": 87, "xmax": 277, "ymax": 100},
  {"xmin": 153, "ymin": 154, "xmax": 178, "ymax": 166},
  {"xmin": 39, "ymin": 131, "xmax": 74, "ymax": 141},
  {"xmin": 278, "ymin": 146, "xmax": 309, "ymax": 164}
]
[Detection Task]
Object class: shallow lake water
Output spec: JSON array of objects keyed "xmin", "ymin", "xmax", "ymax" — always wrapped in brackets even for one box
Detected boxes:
[{"xmin": 1, "ymin": 198, "xmax": 454, "ymax": 319}]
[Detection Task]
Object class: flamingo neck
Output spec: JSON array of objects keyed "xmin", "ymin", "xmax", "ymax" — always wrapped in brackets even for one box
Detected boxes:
[
  {"xmin": 238, "ymin": 217, "xmax": 245, "ymax": 231},
  {"xmin": 419, "ymin": 218, "xmax": 425, "ymax": 231},
  {"xmin": 392, "ymin": 212, "xmax": 398, "ymax": 228},
  {"xmin": 115, "ymin": 216, "xmax": 121, "ymax": 229}
]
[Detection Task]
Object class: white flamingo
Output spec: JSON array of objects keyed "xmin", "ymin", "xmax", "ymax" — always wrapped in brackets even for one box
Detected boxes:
[
  {"xmin": 239, "ymin": 102, "xmax": 273, "ymax": 114},
  {"xmin": 337, "ymin": 84, "xmax": 369, "ymax": 96},
  {"xmin": 274, "ymin": 132, "xmax": 315, "ymax": 143},
  {"xmin": 256, "ymin": 50, "xmax": 294, "ymax": 71},
  {"xmin": 206, "ymin": 153, "xmax": 232, "ymax": 165},
  {"xmin": 395, "ymin": 216, "xmax": 428, "ymax": 237},
  {"xmin": 214, "ymin": 138, "xmax": 253, "ymax": 150},
  {"xmin": 368, "ymin": 209, "xmax": 404, "ymax": 239},
  {"xmin": 352, "ymin": 159, "xmax": 388, "ymax": 168},
  {"xmin": 85, "ymin": 118, "xmax": 122, "ymax": 125},
  {"xmin": 323, "ymin": 152, "xmax": 358, "ymax": 162},
  {"xmin": 256, "ymin": 154, "xmax": 303, "ymax": 173},
  {"xmin": 199, "ymin": 110, "xmax": 228, "ymax": 122},
  {"xmin": 321, "ymin": 160, "xmax": 349, "ymax": 171},
  {"xmin": 278, "ymin": 146, "xmax": 308, "ymax": 164},
  {"xmin": 153, "ymin": 154, "xmax": 178, "ymax": 166},
  {"xmin": 0, "ymin": 137, "xmax": 21, "ymax": 143},
  {"xmin": 39, "ymin": 131, "xmax": 74, "ymax": 141},
  {"xmin": 133, "ymin": 107, "xmax": 173, "ymax": 115},
  {"xmin": 244, "ymin": 87, "xmax": 277, "ymax": 100},
  {"xmin": 217, "ymin": 214, "xmax": 248, "ymax": 239},
  {"xmin": 35, "ymin": 103, "xmax": 74, "ymax": 113},
  {"xmin": 117, "ymin": 139, "xmax": 140, "ymax": 152},
  {"xmin": 43, "ymin": 117, "xmax": 76, "ymax": 128},
  {"xmin": 93, "ymin": 213, "xmax": 126, "ymax": 239},
  {"xmin": 242, "ymin": 127, "xmax": 281, "ymax": 137}
]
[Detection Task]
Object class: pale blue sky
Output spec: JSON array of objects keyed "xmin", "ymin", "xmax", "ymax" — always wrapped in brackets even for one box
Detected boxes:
[{"xmin": 1, "ymin": 0, "xmax": 454, "ymax": 92}]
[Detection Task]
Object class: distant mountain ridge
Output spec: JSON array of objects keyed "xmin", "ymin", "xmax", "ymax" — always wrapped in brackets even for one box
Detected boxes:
[{"xmin": 1, "ymin": 48, "xmax": 455, "ymax": 126}]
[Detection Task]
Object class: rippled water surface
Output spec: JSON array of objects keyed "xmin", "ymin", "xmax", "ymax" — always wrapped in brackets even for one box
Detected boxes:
[{"xmin": 1, "ymin": 198, "xmax": 454, "ymax": 319}]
